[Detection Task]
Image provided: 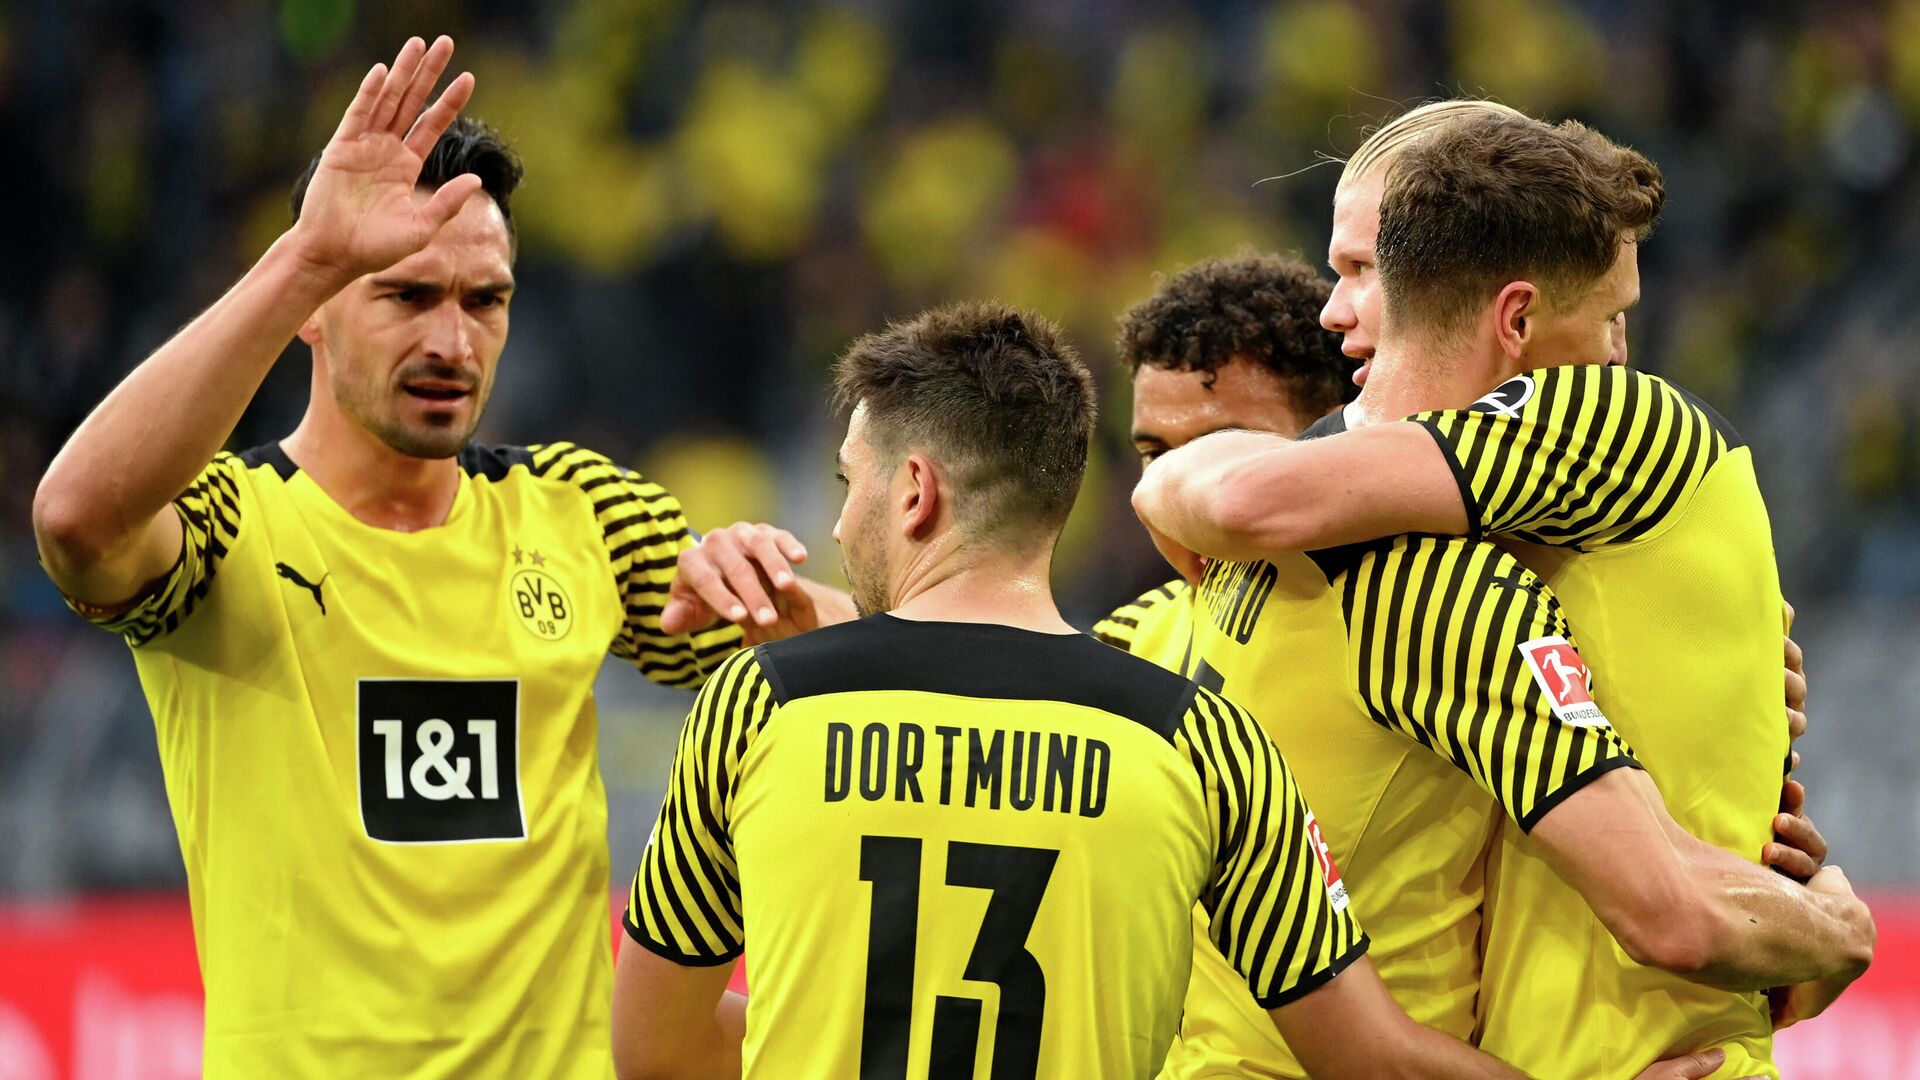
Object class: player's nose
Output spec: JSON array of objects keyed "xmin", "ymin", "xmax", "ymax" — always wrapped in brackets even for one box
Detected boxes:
[
  {"xmin": 420, "ymin": 299, "xmax": 473, "ymax": 364},
  {"xmin": 1321, "ymin": 286, "xmax": 1353, "ymax": 334}
]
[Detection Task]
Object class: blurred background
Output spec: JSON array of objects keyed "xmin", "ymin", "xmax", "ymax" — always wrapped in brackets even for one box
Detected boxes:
[{"xmin": 1, "ymin": 0, "xmax": 1917, "ymax": 1075}]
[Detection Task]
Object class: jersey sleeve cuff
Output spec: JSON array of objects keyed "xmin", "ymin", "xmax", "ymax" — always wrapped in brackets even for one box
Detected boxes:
[
  {"xmin": 621, "ymin": 912, "xmax": 744, "ymax": 968},
  {"xmin": 1253, "ymin": 932, "xmax": 1371, "ymax": 1009},
  {"xmin": 1518, "ymin": 754, "xmax": 1644, "ymax": 833},
  {"xmin": 1411, "ymin": 418, "xmax": 1484, "ymax": 545}
]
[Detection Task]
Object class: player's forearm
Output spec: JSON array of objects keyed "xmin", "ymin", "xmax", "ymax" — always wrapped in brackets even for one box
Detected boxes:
[
  {"xmin": 35, "ymin": 230, "xmax": 347, "ymax": 571},
  {"xmin": 1133, "ymin": 431, "xmax": 1309, "ymax": 562}
]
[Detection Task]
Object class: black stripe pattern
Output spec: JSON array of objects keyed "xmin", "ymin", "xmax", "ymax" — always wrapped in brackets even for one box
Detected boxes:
[
  {"xmin": 528, "ymin": 442, "xmax": 743, "ymax": 688},
  {"xmin": 1179, "ymin": 687, "xmax": 1369, "ymax": 1006},
  {"xmin": 1092, "ymin": 579, "xmax": 1188, "ymax": 652},
  {"xmin": 1413, "ymin": 364, "xmax": 1731, "ymax": 549},
  {"xmin": 76, "ymin": 453, "xmax": 247, "ymax": 646},
  {"xmin": 624, "ymin": 649, "xmax": 771, "ymax": 963},
  {"xmin": 1337, "ymin": 535, "xmax": 1640, "ymax": 831}
]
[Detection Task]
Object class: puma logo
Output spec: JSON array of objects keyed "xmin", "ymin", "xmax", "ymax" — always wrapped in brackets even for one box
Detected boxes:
[{"xmin": 275, "ymin": 562, "xmax": 329, "ymax": 616}]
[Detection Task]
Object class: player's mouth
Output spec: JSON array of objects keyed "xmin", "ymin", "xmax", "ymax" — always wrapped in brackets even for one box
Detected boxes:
[
  {"xmin": 1345, "ymin": 347, "xmax": 1375, "ymax": 387},
  {"xmin": 402, "ymin": 381, "xmax": 474, "ymax": 404}
]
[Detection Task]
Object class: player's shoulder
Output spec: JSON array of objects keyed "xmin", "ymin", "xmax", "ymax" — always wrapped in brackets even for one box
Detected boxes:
[
  {"xmin": 756, "ymin": 615, "xmax": 1199, "ymax": 741},
  {"xmin": 492, "ymin": 441, "xmax": 677, "ymax": 493},
  {"xmin": 1478, "ymin": 364, "xmax": 1745, "ymax": 446},
  {"xmin": 1093, "ymin": 578, "xmax": 1190, "ymax": 648}
]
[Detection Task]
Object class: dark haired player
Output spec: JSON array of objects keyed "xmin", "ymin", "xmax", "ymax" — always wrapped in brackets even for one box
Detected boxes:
[
  {"xmin": 607, "ymin": 302, "xmax": 1761, "ymax": 1079},
  {"xmin": 32, "ymin": 38, "xmax": 845, "ymax": 1076}
]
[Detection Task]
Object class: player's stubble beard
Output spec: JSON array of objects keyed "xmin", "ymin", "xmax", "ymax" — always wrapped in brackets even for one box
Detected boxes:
[
  {"xmin": 840, "ymin": 489, "xmax": 892, "ymax": 619},
  {"xmin": 332, "ymin": 355, "xmax": 493, "ymax": 460}
]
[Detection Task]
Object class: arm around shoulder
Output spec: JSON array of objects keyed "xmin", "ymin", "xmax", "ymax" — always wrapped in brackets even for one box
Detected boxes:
[{"xmin": 1133, "ymin": 423, "xmax": 1469, "ymax": 562}]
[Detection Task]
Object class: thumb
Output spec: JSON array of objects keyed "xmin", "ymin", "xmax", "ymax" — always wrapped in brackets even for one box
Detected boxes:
[
  {"xmin": 660, "ymin": 595, "xmax": 707, "ymax": 636},
  {"xmin": 420, "ymin": 172, "xmax": 483, "ymax": 230},
  {"xmin": 1674, "ymin": 1047, "xmax": 1725, "ymax": 1079}
]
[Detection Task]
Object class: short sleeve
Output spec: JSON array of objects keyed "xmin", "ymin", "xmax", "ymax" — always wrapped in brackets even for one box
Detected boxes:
[
  {"xmin": 64, "ymin": 453, "xmax": 245, "ymax": 647},
  {"xmin": 530, "ymin": 442, "xmax": 744, "ymax": 688},
  {"xmin": 1410, "ymin": 364, "xmax": 1734, "ymax": 548},
  {"xmin": 1341, "ymin": 535, "xmax": 1640, "ymax": 831},
  {"xmin": 623, "ymin": 648, "xmax": 774, "ymax": 965},
  {"xmin": 1180, "ymin": 688, "xmax": 1369, "ymax": 1008},
  {"xmin": 1091, "ymin": 579, "xmax": 1187, "ymax": 652}
]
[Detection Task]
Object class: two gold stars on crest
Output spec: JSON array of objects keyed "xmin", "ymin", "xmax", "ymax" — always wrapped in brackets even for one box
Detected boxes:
[{"xmin": 511, "ymin": 545, "xmax": 547, "ymax": 567}]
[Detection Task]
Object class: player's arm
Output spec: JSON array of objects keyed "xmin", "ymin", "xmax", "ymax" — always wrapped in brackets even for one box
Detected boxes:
[
  {"xmin": 662, "ymin": 521, "xmax": 858, "ymax": 644},
  {"xmin": 614, "ymin": 650, "xmax": 770, "ymax": 1076},
  {"xmin": 1530, "ymin": 767, "xmax": 1872, "ymax": 991},
  {"xmin": 610, "ymin": 948, "xmax": 741, "ymax": 1080},
  {"xmin": 33, "ymin": 37, "xmax": 476, "ymax": 608},
  {"xmin": 1271, "ymin": 958, "xmax": 1738, "ymax": 1080},
  {"xmin": 1132, "ymin": 424, "xmax": 1464, "ymax": 562}
]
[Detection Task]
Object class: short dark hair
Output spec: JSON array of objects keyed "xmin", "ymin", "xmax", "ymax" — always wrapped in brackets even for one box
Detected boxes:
[
  {"xmin": 1117, "ymin": 251, "xmax": 1355, "ymax": 416},
  {"xmin": 1376, "ymin": 111, "xmax": 1663, "ymax": 342},
  {"xmin": 833, "ymin": 302, "xmax": 1096, "ymax": 542},
  {"xmin": 291, "ymin": 116, "xmax": 525, "ymax": 253}
]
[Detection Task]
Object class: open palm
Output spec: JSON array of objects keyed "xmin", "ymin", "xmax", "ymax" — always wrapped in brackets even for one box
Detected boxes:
[{"xmin": 293, "ymin": 36, "xmax": 480, "ymax": 279}]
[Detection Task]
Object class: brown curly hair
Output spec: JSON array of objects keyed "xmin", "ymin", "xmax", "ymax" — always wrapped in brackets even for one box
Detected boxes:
[{"xmin": 1117, "ymin": 252, "xmax": 1356, "ymax": 416}]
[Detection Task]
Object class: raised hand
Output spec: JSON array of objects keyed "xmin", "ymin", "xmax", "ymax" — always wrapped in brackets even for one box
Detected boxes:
[{"xmin": 289, "ymin": 36, "xmax": 479, "ymax": 283}]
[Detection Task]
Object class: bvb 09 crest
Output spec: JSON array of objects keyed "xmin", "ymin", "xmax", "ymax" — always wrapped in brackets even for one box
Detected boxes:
[{"xmin": 511, "ymin": 558, "xmax": 573, "ymax": 641}]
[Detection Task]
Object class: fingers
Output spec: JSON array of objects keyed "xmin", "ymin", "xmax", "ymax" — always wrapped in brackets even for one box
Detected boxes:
[
  {"xmin": 406, "ymin": 70, "xmax": 476, "ymax": 158},
  {"xmin": 1786, "ymin": 706, "xmax": 1807, "ymax": 745},
  {"xmin": 390, "ymin": 35, "xmax": 455, "ymax": 139},
  {"xmin": 1783, "ymin": 631, "xmax": 1804, "ymax": 678},
  {"xmin": 1784, "ymin": 664, "xmax": 1807, "ymax": 715},
  {"xmin": 742, "ymin": 529, "xmax": 798, "ymax": 592},
  {"xmin": 1783, "ymin": 598, "xmax": 1797, "ymax": 634},
  {"xmin": 1654, "ymin": 1047, "xmax": 1724, "ymax": 1080},
  {"xmin": 1771, "ymin": 808, "xmax": 1829, "ymax": 867},
  {"xmin": 1780, "ymin": 777, "xmax": 1805, "ymax": 816},
  {"xmin": 1763, "ymin": 842, "xmax": 1818, "ymax": 882},
  {"xmin": 367, "ymin": 37, "xmax": 429, "ymax": 135},
  {"xmin": 419, "ymin": 172, "xmax": 483, "ymax": 229},
  {"xmin": 331, "ymin": 62, "xmax": 390, "ymax": 143},
  {"xmin": 659, "ymin": 590, "xmax": 714, "ymax": 636}
]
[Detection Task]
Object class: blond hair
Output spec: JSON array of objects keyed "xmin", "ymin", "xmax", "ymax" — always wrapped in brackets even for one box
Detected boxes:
[{"xmin": 1338, "ymin": 99, "xmax": 1526, "ymax": 191}]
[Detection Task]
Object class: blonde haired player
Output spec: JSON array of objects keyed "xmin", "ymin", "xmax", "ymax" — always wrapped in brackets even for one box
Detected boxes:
[{"xmin": 1137, "ymin": 104, "xmax": 1871, "ymax": 1079}]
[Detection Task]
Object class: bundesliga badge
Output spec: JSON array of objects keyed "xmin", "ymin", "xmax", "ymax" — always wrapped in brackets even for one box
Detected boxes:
[
  {"xmin": 1304, "ymin": 811, "xmax": 1350, "ymax": 913},
  {"xmin": 1518, "ymin": 635, "xmax": 1610, "ymax": 728}
]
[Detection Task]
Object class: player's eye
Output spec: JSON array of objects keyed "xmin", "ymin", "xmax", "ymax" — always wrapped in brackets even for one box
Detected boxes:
[
  {"xmin": 391, "ymin": 288, "xmax": 426, "ymax": 305},
  {"xmin": 467, "ymin": 293, "xmax": 501, "ymax": 310},
  {"xmin": 1137, "ymin": 448, "xmax": 1164, "ymax": 464}
]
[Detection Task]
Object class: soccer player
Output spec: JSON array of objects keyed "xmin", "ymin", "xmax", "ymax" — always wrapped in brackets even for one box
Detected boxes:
[
  {"xmin": 31, "ymin": 38, "xmax": 845, "ymax": 1076},
  {"xmin": 1093, "ymin": 252, "xmax": 1354, "ymax": 659},
  {"xmin": 1136, "ymin": 109, "xmax": 1873, "ymax": 1077},
  {"xmin": 1101, "ymin": 253, "xmax": 1831, "ymax": 1080},
  {"xmin": 608, "ymin": 302, "xmax": 1646, "ymax": 1080}
]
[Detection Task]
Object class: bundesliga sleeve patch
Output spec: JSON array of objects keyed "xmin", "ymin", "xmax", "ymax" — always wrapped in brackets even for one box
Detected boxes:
[
  {"xmin": 1304, "ymin": 811, "xmax": 1350, "ymax": 913},
  {"xmin": 1518, "ymin": 635, "xmax": 1610, "ymax": 729}
]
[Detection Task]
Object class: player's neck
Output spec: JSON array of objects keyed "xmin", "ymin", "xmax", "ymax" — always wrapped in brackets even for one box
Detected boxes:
[
  {"xmin": 282, "ymin": 406, "xmax": 462, "ymax": 533},
  {"xmin": 1347, "ymin": 336, "xmax": 1502, "ymax": 427},
  {"xmin": 887, "ymin": 547, "xmax": 1076, "ymax": 635}
]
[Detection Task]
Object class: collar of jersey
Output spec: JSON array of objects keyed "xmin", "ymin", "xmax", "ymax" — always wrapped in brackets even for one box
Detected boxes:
[{"xmin": 276, "ymin": 448, "xmax": 477, "ymax": 536}]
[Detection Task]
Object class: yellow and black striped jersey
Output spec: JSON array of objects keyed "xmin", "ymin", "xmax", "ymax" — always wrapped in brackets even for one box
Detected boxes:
[
  {"xmin": 1091, "ymin": 578, "xmax": 1193, "ymax": 668},
  {"xmin": 67, "ymin": 441, "xmax": 742, "ymax": 1079},
  {"xmin": 625, "ymin": 616, "xmax": 1366, "ymax": 1079},
  {"xmin": 1414, "ymin": 364, "xmax": 1789, "ymax": 1078},
  {"xmin": 1161, "ymin": 408, "xmax": 1638, "ymax": 1080}
]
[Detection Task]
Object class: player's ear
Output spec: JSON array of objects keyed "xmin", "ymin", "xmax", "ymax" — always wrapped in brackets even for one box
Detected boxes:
[
  {"xmin": 899, "ymin": 453, "xmax": 939, "ymax": 541},
  {"xmin": 1493, "ymin": 280, "xmax": 1538, "ymax": 360},
  {"xmin": 296, "ymin": 310, "xmax": 324, "ymax": 347}
]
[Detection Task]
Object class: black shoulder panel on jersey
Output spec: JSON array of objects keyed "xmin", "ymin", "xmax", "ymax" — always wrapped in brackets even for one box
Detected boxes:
[
  {"xmin": 459, "ymin": 443, "xmax": 536, "ymax": 481},
  {"xmin": 237, "ymin": 442, "xmax": 298, "ymax": 479},
  {"xmin": 756, "ymin": 615, "xmax": 1197, "ymax": 742},
  {"xmin": 1298, "ymin": 409, "xmax": 1348, "ymax": 441},
  {"xmin": 1667, "ymin": 379, "xmax": 1746, "ymax": 450}
]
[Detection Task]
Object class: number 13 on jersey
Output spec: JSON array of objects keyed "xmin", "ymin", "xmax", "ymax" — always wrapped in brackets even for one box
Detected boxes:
[{"xmin": 857, "ymin": 835, "xmax": 1059, "ymax": 1079}]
